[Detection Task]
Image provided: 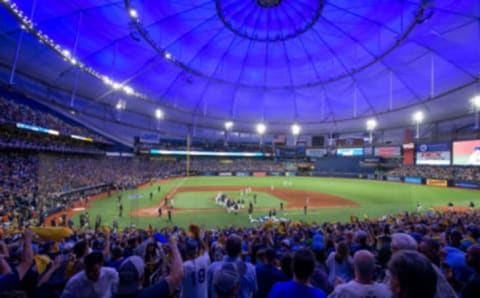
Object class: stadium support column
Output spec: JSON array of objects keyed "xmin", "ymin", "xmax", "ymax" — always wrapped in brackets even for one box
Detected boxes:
[{"xmin": 186, "ymin": 126, "xmax": 191, "ymax": 176}]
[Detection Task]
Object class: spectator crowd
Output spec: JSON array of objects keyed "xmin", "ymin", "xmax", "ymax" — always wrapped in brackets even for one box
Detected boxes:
[
  {"xmin": 0, "ymin": 152, "xmax": 287, "ymax": 228},
  {"xmin": 0, "ymin": 98, "xmax": 109, "ymax": 143},
  {"xmin": 388, "ymin": 165, "xmax": 480, "ymax": 181},
  {"xmin": 0, "ymin": 209, "xmax": 479, "ymax": 297},
  {"xmin": 2, "ymin": 97, "xmax": 480, "ymax": 297}
]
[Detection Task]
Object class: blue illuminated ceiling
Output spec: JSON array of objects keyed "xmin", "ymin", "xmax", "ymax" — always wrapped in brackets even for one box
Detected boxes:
[{"xmin": 0, "ymin": 0, "xmax": 479, "ymax": 136}]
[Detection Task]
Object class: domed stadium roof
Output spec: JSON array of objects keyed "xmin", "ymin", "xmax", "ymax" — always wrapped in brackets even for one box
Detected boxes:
[{"xmin": 0, "ymin": 0, "xmax": 479, "ymax": 141}]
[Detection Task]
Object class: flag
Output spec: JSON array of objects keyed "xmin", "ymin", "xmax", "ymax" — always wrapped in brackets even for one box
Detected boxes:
[{"xmin": 273, "ymin": 135, "xmax": 286, "ymax": 144}]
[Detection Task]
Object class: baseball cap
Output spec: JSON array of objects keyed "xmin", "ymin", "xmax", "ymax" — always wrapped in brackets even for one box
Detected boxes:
[
  {"xmin": 154, "ymin": 233, "xmax": 169, "ymax": 244},
  {"xmin": 213, "ymin": 263, "xmax": 241, "ymax": 295},
  {"xmin": 117, "ymin": 256, "xmax": 145, "ymax": 295},
  {"xmin": 311, "ymin": 233, "xmax": 324, "ymax": 251}
]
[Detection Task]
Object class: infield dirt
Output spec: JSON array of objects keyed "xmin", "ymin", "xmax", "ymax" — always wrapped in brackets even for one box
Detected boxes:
[{"xmin": 131, "ymin": 186, "xmax": 358, "ymax": 217}]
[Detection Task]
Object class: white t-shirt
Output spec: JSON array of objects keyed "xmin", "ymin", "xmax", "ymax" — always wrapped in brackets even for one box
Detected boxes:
[
  {"xmin": 328, "ymin": 280, "xmax": 392, "ymax": 298},
  {"xmin": 181, "ymin": 251, "xmax": 211, "ymax": 298},
  {"xmin": 61, "ymin": 267, "xmax": 119, "ymax": 298}
]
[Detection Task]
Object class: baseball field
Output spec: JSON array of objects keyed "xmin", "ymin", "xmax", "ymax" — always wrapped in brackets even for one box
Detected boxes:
[{"xmin": 69, "ymin": 176, "xmax": 480, "ymax": 229}]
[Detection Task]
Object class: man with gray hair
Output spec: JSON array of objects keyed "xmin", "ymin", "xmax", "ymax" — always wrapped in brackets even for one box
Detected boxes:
[
  {"xmin": 328, "ymin": 250, "xmax": 391, "ymax": 298},
  {"xmin": 388, "ymin": 233, "xmax": 457, "ymax": 298},
  {"xmin": 390, "ymin": 233, "xmax": 418, "ymax": 253},
  {"xmin": 388, "ymin": 250, "xmax": 437, "ymax": 298}
]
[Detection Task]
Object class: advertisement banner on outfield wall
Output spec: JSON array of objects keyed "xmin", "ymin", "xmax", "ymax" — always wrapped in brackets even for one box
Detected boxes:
[
  {"xmin": 404, "ymin": 176, "xmax": 423, "ymax": 184},
  {"xmin": 253, "ymin": 172, "xmax": 267, "ymax": 177},
  {"xmin": 426, "ymin": 179, "xmax": 448, "ymax": 187},
  {"xmin": 268, "ymin": 172, "xmax": 283, "ymax": 176},
  {"xmin": 386, "ymin": 176, "xmax": 402, "ymax": 182},
  {"xmin": 200, "ymin": 171, "xmax": 217, "ymax": 176},
  {"xmin": 366, "ymin": 174, "xmax": 376, "ymax": 180},
  {"xmin": 219, "ymin": 172, "xmax": 232, "ymax": 176},
  {"xmin": 454, "ymin": 181, "xmax": 480, "ymax": 189},
  {"xmin": 312, "ymin": 172, "xmax": 358, "ymax": 178},
  {"xmin": 375, "ymin": 146, "xmax": 402, "ymax": 157},
  {"xmin": 284, "ymin": 171, "xmax": 296, "ymax": 176},
  {"xmin": 306, "ymin": 148, "xmax": 327, "ymax": 158},
  {"xmin": 235, "ymin": 172, "xmax": 251, "ymax": 176}
]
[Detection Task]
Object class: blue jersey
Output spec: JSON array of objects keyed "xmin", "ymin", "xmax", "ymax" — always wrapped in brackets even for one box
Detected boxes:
[{"xmin": 268, "ymin": 280, "xmax": 326, "ymax": 298}]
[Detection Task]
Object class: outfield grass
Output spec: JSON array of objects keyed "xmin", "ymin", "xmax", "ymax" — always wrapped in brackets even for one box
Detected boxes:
[{"xmin": 71, "ymin": 176, "xmax": 480, "ymax": 229}]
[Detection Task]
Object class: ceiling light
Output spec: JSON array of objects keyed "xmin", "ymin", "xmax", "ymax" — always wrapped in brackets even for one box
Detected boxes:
[
  {"xmin": 129, "ymin": 9, "xmax": 138, "ymax": 18},
  {"xmin": 62, "ymin": 49, "xmax": 71, "ymax": 58},
  {"xmin": 102, "ymin": 76, "xmax": 112, "ymax": 85},
  {"xmin": 123, "ymin": 86, "xmax": 134, "ymax": 95},
  {"xmin": 155, "ymin": 108, "xmax": 163, "ymax": 119},
  {"xmin": 366, "ymin": 119, "xmax": 377, "ymax": 131},
  {"xmin": 225, "ymin": 121, "xmax": 233, "ymax": 130},
  {"xmin": 291, "ymin": 123, "xmax": 301, "ymax": 135},
  {"xmin": 472, "ymin": 95, "xmax": 480, "ymax": 108},
  {"xmin": 256, "ymin": 123, "xmax": 266, "ymax": 135},
  {"xmin": 413, "ymin": 111, "xmax": 424, "ymax": 124}
]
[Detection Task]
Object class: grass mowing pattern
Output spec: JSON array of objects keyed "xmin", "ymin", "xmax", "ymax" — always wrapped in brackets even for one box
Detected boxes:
[{"xmin": 72, "ymin": 176, "xmax": 480, "ymax": 229}]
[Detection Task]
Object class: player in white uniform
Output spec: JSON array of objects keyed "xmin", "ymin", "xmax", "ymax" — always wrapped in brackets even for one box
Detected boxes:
[{"xmin": 181, "ymin": 238, "xmax": 211, "ymax": 298}]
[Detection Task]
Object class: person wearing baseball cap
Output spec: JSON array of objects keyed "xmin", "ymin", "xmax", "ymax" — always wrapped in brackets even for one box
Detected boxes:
[
  {"xmin": 113, "ymin": 237, "xmax": 183, "ymax": 298},
  {"xmin": 213, "ymin": 263, "xmax": 241, "ymax": 298},
  {"xmin": 180, "ymin": 237, "xmax": 210, "ymax": 298}
]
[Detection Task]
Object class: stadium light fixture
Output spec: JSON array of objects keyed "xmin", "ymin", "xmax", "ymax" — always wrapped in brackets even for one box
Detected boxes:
[
  {"xmin": 256, "ymin": 123, "xmax": 266, "ymax": 135},
  {"xmin": 225, "ymin": 121, "xmax": 233, "ymax": 130},
  {"xmin": 472, "ymin": 95, "xmax": 480, "ymax": 129},
  {"xmin": 291, "ymin": 123, "xmax": 301, "ymax": 136},
  {"xmin": 102, "ymin": 76, "xmax": 113, "ymax": 85},
  {"xmin": 366, "ymin": 119, "xmax": 377, "ymax": 131},
  {"xmin": 366, "ymin": 118, "xmax": 377, "ymax": 144},
  {"xmin": 116, "ymin": 99, "xmax": 126, "ymax": 111},
  {"xmin": 123, "ymin": 85, "xmax": 134, "ymax": 95},
  {"xmin": 472, "ymin": 95, "xmax": 480, "ymax": 108},
  {"xmin": 129, "ymin": 9, "xmax": 138, "ymax": 18},
  {"xmin": 412, "ymin": 111, "xmax": 424, "ymax": 124},
  {"xmin": 155, "ymin": 108, "xmax": 163, "ymax": 119},
  {"xmin": 3, "ymin": 1, "xmax": 144, "ymax": 98},
  {"xmin": 413, "ymin": 111, "xmax": 424, "ymax": 139},
  {"xmin": 61, "ymin": 49, "xmax": 71, "ymax": 58}
]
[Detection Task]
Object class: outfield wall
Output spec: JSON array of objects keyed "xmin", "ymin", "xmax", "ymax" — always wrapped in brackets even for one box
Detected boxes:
[{"xmin": 193, "ymin": 170, "xmax": 480, "ymax": 190}]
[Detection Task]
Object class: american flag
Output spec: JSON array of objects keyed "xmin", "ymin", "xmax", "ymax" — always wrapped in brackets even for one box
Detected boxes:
[{"xmin": 273, "ymin": 135, "xmax": 286, "ymax": 144}]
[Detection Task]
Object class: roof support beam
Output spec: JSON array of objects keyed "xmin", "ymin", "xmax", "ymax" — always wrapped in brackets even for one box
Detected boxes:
[
  {"xmin": 70, "ymin": 12, "xmax": 83, "ymax": 108},
  {"xmin": 9, "ymin": 0, "xmax": 37, "ymax": 85}
]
